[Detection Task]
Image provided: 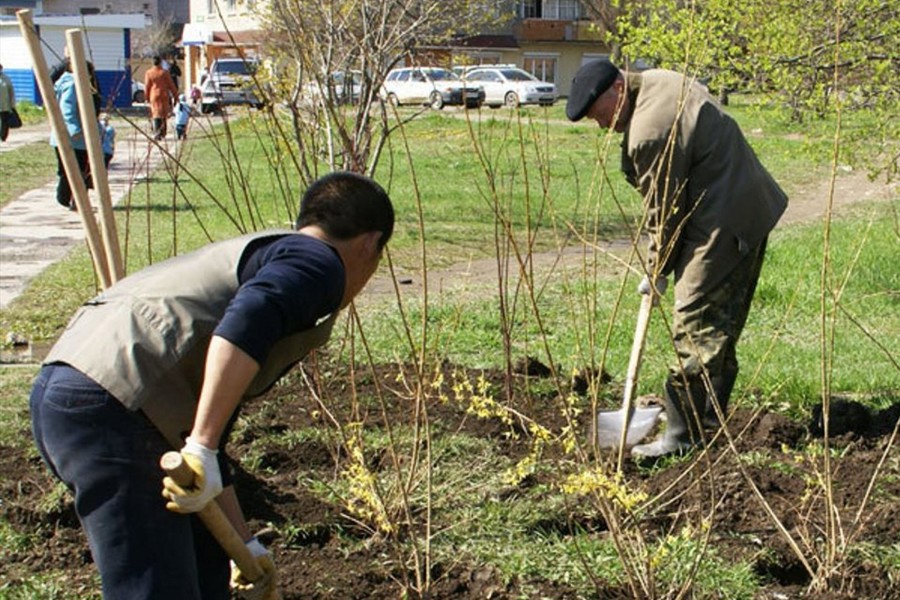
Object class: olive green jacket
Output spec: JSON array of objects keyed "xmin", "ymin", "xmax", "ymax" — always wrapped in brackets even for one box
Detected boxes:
[
  {"xmin": 45, "ymin": 232, "xmax": 338, "ymax": 447},
  {"xmin": 0, "ymin": 72, "xmax": 14, "ymax": 112},
  {"xmin": 621, "ymin": 70, "xmax": 787, "ymax": 306}
]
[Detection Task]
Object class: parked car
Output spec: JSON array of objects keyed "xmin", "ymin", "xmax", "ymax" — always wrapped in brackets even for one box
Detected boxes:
[
  {"xmin": 200, "ymin": 57, "xmax": 265, "ymax": 114},
  {"xmin": 303, "ymin": 70, "xmax": 363, "ymax": 105},
  {"xmin": 451, "ymin": 65, "xmax": 480, "ymax": 78},
  {"xmin": 462, "ymin": 66, "xmax": 558, "ymax": 108},
  {"xmin": 381, "ymin": 67, "xmax": 484, "ymax": 109}
]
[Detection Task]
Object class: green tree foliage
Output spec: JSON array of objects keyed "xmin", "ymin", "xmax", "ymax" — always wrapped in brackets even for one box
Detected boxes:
[{"xmin": 609, "ymin": 0, "xmax": 899, "ymax": 178}]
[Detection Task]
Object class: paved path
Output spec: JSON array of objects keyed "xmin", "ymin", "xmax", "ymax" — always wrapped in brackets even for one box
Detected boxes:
[
  {"xmin": 0, "ymin": 120, "xmax": 166, "ymax": 309},
  {"xmin": 0, "ymin": 123, "xmax": 50, "ymax": 152}
]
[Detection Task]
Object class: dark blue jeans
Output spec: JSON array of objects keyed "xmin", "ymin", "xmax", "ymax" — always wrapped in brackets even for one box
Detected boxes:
[{"xmin": 30, "ymin": 364, "xmax": 229, "ymax": 600}]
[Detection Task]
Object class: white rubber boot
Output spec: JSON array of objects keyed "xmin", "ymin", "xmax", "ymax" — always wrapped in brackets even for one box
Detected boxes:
[{"xmin": 632, "ymin": 379, "xmax": 703, "ymax": 460}]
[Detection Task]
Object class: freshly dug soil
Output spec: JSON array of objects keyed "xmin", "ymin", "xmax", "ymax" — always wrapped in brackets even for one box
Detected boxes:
[{"xmin": 2, "ymin": 361, "xmax": 898, "ymax": 599}]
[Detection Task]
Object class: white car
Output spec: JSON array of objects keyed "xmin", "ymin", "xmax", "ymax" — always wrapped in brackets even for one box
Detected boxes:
[
  {"xmin": 463, "ymin": 66, "xmax": 558, "ymax": 108},
  {"xmin": 381, "ymin": 67, "xmax": 484, "ymax": 109}
]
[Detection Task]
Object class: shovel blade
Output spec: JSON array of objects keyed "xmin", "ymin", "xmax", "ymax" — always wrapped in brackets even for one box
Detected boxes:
[{"xmin": 595, "ymin": 406, "xmax": 663, "ymax": 449}]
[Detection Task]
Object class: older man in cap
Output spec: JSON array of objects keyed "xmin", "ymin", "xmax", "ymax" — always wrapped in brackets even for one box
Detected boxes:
[{"xmin": 567, "ymin": 60, "xmax": 788, "ymax": 459}]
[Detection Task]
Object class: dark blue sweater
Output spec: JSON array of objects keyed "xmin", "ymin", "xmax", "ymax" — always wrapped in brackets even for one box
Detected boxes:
[{"xmin": 213, "ymin": 234, "xmax": 345, "ymax": 365}]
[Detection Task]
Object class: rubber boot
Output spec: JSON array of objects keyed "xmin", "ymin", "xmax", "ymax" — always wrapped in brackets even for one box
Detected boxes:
[
  {"xmin": 703, "ymin": 370, "xmax": 737, "ymax": 429},
  {"xmin": 632, "ymin": 378, "xmax": 705, "ymax": 460}
]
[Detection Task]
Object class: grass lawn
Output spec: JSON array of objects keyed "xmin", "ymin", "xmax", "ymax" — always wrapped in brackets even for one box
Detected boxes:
[
  {"xmin": 2, "ymin": 98, "xmax": 897, "ymax": 401},
  {"xmin": 0, "ymin": 97, "xmax": 897, "ymax": 599},
  {"xmin": 0, "ymin": 142, "xmax": 56, "ymax": 208}
]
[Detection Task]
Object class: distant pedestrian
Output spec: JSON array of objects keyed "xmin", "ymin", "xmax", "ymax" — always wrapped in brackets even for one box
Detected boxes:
[
  {"xmin": 144, "ymin": 56, "xmax": 177, "ymax": 140},
  {"xmin": 100, "ymin": 114, "xmax": 115, "ymax": 168},
  {"xmin": 0, "ymin": 63, "xmax": 18, "ymax": 142},
  {"xmin": 50, "ymin": 61, "xmax": 102, "ymax": 210},
  {"xmin": 49, "ymin": 51, "xmax": 103, "ymax": 116},
  {"xmin": 174, "ymin": 94, "xmax": 191, "ymax": 140},
  {"xmin": 168, "ymin": 56, "xmax": 182, "ymax": 91}
]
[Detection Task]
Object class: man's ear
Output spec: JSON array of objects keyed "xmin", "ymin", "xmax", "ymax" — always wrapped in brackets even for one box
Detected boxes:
[{"xmin": 364, "ymin": 231, "xmax": 383, "ymax": 256}]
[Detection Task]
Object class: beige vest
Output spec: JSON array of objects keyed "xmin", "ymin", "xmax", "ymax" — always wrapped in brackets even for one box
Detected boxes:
[{"xmin": 45, "ymin": 231, "xmax": 338, "ymax": 447}]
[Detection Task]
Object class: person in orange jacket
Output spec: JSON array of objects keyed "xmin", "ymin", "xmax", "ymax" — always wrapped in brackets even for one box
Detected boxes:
[{"xmin": 144, "ymin": 55, "xmax": 178, "ymax": 140}]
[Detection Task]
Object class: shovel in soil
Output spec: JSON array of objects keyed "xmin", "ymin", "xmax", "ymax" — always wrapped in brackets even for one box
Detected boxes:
[{"xmin": 595, "ymin": 293, "xmax": 663, "ymax": 463}]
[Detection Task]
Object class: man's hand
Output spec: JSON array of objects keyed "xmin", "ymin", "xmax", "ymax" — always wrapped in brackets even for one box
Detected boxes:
[
  {"xmin": 232, "ymin": 537, "xmax": 278, "ymax": 600},
  {"xmin": 162, "ymin": 437, "xmax": 223, "ymax": 513},
  {"xmin": 637, "ymin": 275, "xmax": 668, "ymax": 297}
]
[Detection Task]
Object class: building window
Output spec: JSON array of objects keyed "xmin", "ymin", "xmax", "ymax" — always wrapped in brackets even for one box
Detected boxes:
[
  {"xmin": 519, "ymin": 1, "xmax": 539, "ymax": 19},
  {"xmin": 581, "ymin": 54, "xmax": 610, "ymax": 67},
  {"xmin": 527, "ymin": 1, "xmax": 581, "ymax": 20},
  {"xmin": 207, "ymin": 0, "xmax": 235, "ymax": 13},
  {"xmin": 524, "ymin": 55, "xmax": 558, "ymax": 84},
  {"xmin": 553, "ymin": 1, "xmax": 582, "ymax": 20},
  {"xmin": 80, "ymin": 8, "xmax": 101, "ymax": 15}
]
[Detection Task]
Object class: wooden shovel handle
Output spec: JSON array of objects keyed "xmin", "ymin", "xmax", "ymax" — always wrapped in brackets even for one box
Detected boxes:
[
  {"xmin": 616, "ymin": 292, "xmax": 655, "ymax": 468},
  {"xmin": 160, "ymin": 451, "xmax": 264, "ymax": 582},
  {"xmin": 621, "ymin": 292, "xmax": 655, "ymax": 412}
]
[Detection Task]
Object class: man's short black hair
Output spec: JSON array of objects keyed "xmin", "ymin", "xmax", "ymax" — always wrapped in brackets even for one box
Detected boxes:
[{"xmin": 296, "ymin": 172, "xmax": 394, "ymax": 249}]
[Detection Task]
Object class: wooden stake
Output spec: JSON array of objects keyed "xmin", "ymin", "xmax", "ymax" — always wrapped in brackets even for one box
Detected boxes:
[
  {"xmin": 16, "ymin": 9, "xmax": 111, "ymax": 289},
  {"xmin": 66, "ymin": 29, "xmax": 124, "ymax": 283}
]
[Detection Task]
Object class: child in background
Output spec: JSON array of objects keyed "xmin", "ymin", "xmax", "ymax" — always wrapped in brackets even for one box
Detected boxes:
[
  {"xmin": 100, "ymin": 114, "xmax": 115, "ymax": 168},
  {"xmin": 174, "ymin": 94, "xmax": 191, "ymax": 140}
]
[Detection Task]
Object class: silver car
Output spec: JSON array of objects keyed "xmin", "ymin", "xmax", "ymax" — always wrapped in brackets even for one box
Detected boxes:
[
  {"xmin": 200, "ymin": 57, "xmax": 265, "ymax": 114},
  {"xmin": 463, "ymin": 66, "xmax": 558, "ymax": 108},
  {"xmin": 381, "ymin": 67, "xmax": 484, "ymax": 109}
]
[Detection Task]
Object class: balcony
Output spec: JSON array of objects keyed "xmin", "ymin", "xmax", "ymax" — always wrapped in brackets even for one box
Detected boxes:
[
  {"xmin": 566, "ymin": 20, "xmax": 605, "ymax": 42},
  {"xmin": 517, "ymin": 19, "xmax": 568, "ymax": 42},
  {"xmin": 515, "ymin": 19, "xmax": 606, "ymax": 42}
]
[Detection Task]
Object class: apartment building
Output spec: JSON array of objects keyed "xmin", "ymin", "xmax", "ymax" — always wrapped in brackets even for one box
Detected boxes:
[
  {"xmin": 0, "ymin": 4, "xmax": 147, "ymax": 107},
  {"xmin": 0, "ymin": 1, "xmax": 187, "ymax": 22},
  {"xmin": 449, "ymin": 1, "xmax": 613, "ymax": 96},
  {"xmin": 177, "ymin": 1, "xmax": 612, "ymax": 97},
  {"xmin": 181, "ymin": 0, "xmax": 262, "ymax": 92}
]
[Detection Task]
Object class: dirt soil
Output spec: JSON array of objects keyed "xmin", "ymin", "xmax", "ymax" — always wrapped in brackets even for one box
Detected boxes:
[
  {"xmin": 1, "ymin": 152, "xmax": 897, "ymax": 598},
  {"xmin": 2, "ymin": 360, "xmax": 898, "ymax": 600}
]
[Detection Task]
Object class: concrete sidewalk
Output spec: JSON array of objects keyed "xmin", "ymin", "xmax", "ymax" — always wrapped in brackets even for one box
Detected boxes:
[
  {"xmin": 0, "ymin": 123, "xmax": 50, "ymax": 152},
  {"xmin": 0, "ymin": 120, "xmax": 166, "ymax": 309}
]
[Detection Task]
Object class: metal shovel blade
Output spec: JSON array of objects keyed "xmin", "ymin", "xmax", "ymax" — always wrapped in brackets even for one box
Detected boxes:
[{"xmin": 595, "ymin": 405, "xmax": 663, "ymax": 448}]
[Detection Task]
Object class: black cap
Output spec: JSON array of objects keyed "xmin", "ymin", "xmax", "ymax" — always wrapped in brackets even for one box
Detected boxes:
[{"xmin": 566, "ymin": 59, "xmax": 620, "ymax": 122}]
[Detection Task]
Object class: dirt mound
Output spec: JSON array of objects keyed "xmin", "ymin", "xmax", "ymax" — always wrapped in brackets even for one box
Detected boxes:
[{"xmin": 2, "ymin": 363, "xmax": 898, "ymax": 599}]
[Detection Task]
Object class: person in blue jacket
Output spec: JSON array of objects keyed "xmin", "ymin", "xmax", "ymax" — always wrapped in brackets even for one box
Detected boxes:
[
  {"xmin": 175, "ymin": 93, "xmax": 192, "ymax": 140},
  {"xmin": 50, "ymin": 61, "xmax": 102, "ymax": 210},
  {"xmin": 100, "ymin": 113, "xmax": 115, "ymax": 168}
]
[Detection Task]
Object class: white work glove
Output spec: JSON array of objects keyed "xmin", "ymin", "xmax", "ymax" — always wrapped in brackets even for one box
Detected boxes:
[
  {"xmin": 162, "ymin": 437, "xmax": 223, "ymax": 513},
  {"xmin": 231, "ymin": 537, "xmax": 279, "ymax": 600},
  {"xmin": 637, "ymin": 274, "xmax": 668, "ymax": 297}
]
